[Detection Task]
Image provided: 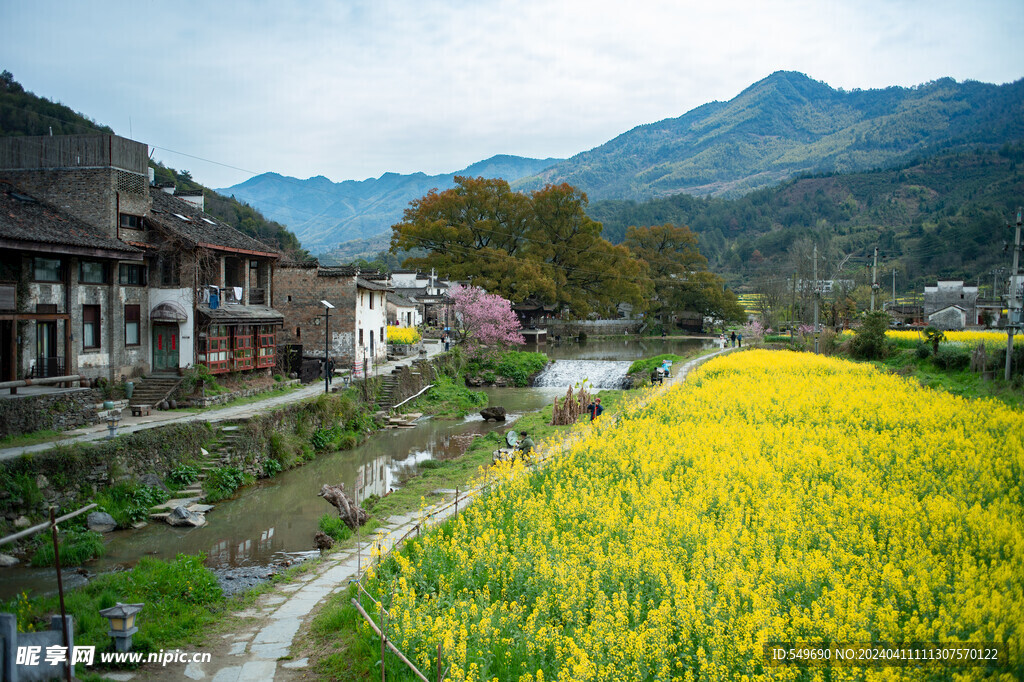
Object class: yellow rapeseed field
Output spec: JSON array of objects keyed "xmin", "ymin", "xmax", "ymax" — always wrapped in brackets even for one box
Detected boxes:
[
  {"xmin": 365, "ymin": 350, "xmax": 1023, "ymax": 681},
  {"xmin": 841, "ymin": 329, "xmax": 1024, "ymax": 348},
  {"xmin": 388, "ymin": 325, "xmax": 422, "ymax": 345}
]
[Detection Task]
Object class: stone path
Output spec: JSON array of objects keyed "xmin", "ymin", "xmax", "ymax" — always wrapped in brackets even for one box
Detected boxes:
[
  {"xmin": 0, "ymin": 343, "xmax": 445, "ymax": 461},
  {"xmin": 185, "ymin": 505, "xmax": 460, "ymax": 681}
]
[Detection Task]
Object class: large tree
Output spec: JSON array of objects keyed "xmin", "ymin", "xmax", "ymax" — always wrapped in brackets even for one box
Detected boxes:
[
  {"xmin": 624, "ymin": 223, "xmax": 744, "ymax": 325},
  {"xmin": 391, "ymin": 177, "xmax": 645, "ymax": 318}
]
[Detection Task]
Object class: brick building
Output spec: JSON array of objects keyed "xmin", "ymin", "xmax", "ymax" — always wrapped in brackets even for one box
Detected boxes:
[
  {"xmin": 0, "ymin": 182, "xmax": 146, "ymax": 382},
  {"xmin": 274, "ymin": 263, "xmax": 391, "ymax": 377},
  {"xmin": 0, "ymin": 134, "xmax": 283, "ymax": 378}
]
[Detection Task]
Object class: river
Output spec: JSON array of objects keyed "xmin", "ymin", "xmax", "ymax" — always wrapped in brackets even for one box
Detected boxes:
[{"xmin": 1, "ymin": 337, "xmax": 713, "ymax": 599}]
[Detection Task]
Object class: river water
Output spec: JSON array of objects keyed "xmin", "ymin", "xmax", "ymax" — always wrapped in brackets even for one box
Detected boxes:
[{"xmin": 1, "ymin": 337, "xmax": 712, "ymax": 599}]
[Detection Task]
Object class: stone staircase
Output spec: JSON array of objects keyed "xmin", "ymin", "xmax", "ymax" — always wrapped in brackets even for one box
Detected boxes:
[{"xmin": 129, "ymin": 373, "xmax": 183, "ymax": 408}]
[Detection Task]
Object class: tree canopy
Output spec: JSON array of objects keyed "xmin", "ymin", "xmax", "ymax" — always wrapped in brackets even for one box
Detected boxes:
[
  {"xmin": 391, "ymin": 177, "xmax": 646, "ymax": 318},
  {"xmin": 624, "ymin": 223, "xmax": 745, "ymax": 323}
]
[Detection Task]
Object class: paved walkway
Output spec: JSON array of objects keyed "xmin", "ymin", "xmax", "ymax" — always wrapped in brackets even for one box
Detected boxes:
[{"xmin": 0, "ymin": 343, "xmax": 445, "ymax": 461}]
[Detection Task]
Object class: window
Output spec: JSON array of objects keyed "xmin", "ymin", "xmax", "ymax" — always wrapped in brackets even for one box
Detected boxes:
[
  {"xmin": 119, "ymin": 214, "xmax": 142, "ymax": 230},
  {"xmin": 82, "ymin": 305, "xmax": 100, "ymax": 349},
  {"xmin": 118, "ymin": 263, "xmax": 146, "ymax": 286},
  {"xmin": 201, "ymin": 325, "xmax": 230, "ymax": 373},
  {"xmin": 369, "ymin": 291, "xmax": 374, "ymax": 309},
  {"xmin": 125, "ymin": 305, "xmax": 140, "ymax": 346},
  {"xmin": 257, "ymin": 325, "xmax": 276, "ymax": 368},
  {"xmin": 232, "ymin": 325, "xmax": 255, "ymax": 371},
  {"xmin": 359, "ymin": 328, "xmax": 363, "ymax": 346},
  {"xmin": 79, "ymin": 261, "xmax": 108, "ymax": 284},
  {"xmin": 33, "ymin": 257, "xmax": 62, "ymax": 282},
  {"xmin": 159, "ymin": 257, "xmax": 179, "ymax": 286}
]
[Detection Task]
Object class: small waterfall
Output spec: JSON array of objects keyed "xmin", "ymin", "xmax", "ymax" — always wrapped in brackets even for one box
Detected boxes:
[{"xmin": 533, "ymin": 360, "xmax": 633, "ymax": 389}]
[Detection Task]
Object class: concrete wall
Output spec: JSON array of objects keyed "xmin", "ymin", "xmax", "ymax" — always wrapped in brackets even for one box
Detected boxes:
[{"xmin": 356, "ymin": 287, "xmax": 388, "ymax": 369}]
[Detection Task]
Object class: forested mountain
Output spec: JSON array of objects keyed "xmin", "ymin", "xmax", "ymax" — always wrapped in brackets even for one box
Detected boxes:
[
  {"xmin": 0, "ymin": 70, "xmax": 306, "ymax": 257},
  {"xmin": 588, "ymin": 144, "xmax": 1024, "ymax": 292},
  {"xmin": 218, "ymin": 154, "xmax": 562, "ymax": 253},
  {"xmin": 516, "ymin": 71, "xmax": 1024, "ymax": 202}
]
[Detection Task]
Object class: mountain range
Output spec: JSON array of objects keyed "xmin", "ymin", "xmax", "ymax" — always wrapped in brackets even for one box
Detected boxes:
[
  {"xmin": 222, "ymin": 71, "xmax": 1024, "ymax": 256},
  {"xmin": 218, "ymin": 155, "xmax": 561, "ymax": 254}
]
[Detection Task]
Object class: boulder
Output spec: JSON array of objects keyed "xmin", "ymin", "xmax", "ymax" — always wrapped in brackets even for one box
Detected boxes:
[
  {"xmin": 479, "ymin": 406, "xmax": 507, "ymax": 421},
  {"xmin": 87, "ymin": 511, "xmax": 117, "ymax": 533},
  {"xmin": 166, "ymin": 505, "xmax": 206, "ymax": 528},
  {"xmin": 138, "ymin": 473, "xmax": 169, "ymax": 493},
  {"xmin": 0, "ymin": 554, "xmax": 18, "ymax": 567}
]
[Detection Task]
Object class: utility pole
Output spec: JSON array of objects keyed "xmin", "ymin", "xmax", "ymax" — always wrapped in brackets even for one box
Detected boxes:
[
  {"xmin": 1005, "ymin": 208, "xmax": 1022, "ymax": 381},
  {"xmin": 870, "ymin": 247, "xmax": 878, "ymax": 312},
  {"xmin": 790, "ymin": 272, "xmax": 797, "ymax": 338},
  {"xmin": 813, "ymin": 244, "xmax": 820, "ymax": 354},
  {"xmin": 892, "ymin": 268, "xmax": 897, "ymax": 307}
]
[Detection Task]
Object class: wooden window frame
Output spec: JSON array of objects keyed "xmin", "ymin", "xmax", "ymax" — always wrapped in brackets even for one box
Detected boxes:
[
  {"xmin": 125, "ymin": 304, "xmax": 141, "ymax": 347},
  {"xmin": 82, "ymin": 305, "xmax": 101, "ymax": 350},
  {"xmin": 257, "ymin": 325, "xmax": 276, "ymax": 368},
  {"xmin": 33, "ymin": 257, "xmax": 62, "ymax": 283}
]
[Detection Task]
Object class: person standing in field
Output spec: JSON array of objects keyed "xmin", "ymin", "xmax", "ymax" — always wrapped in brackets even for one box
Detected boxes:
[{"xmin": 588, "ymin": 398, "xmax": 603, "ymax": 421}]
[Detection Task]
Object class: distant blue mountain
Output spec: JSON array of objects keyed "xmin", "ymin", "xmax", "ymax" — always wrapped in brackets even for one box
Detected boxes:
[{"xmin": 218, "ymin": 155, "xmax": 561, "ymax": 253}]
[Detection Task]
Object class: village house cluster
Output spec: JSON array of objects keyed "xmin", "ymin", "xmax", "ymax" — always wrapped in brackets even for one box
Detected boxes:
[{"xmin": 0, "ymin": 134, "xmax": 451, "ymax": 389}]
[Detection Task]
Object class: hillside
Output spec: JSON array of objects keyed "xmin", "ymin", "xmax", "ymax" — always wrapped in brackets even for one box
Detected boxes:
[
  {"xmin": 516, "ymin": 71, "xmax": 1024, "ymax": 202},
  {"xmin": 0, "ymin": 70, "xmax": 306, "ymax": 257},
  {"xmin": 588, "ymin": 144, "xmax": 1024, "ymax": 291},
  {"xmin": 218, "ymin": 154, "xmax": 562, "ymax": 253}
]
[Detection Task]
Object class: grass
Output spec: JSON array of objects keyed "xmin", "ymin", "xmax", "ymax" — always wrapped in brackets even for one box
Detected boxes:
[
  {"xmin": 871, "ymin": 348, "xmax": 1024, "ymax": 409},
  {"xmin": 0, "ymin": 429, "xmax": 72, "ymax": 449},
  {"xmin": 5, "ymin": 554, "xmax": 224, "ymax": 675},
  {"xmin": 405, "ymin": 374, "xmax": 488, "ymax": 419},
  {"xmin": 627, "ymin": 352, "xmax": 689, "ymax": 375}
]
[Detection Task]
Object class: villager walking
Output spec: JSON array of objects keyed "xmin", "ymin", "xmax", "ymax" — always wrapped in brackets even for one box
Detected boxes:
[{"xmin": 587, "ymin": 398, "xmax": 603, "ymax": 421}]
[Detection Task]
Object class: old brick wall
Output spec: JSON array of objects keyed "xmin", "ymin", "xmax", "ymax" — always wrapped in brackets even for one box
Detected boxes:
[
  {"xmin": 0, "ymin": 389, "xmax": 97, "ymax": 438},
  {"xmin": 0, "ymin": 168, "xmax": 149, "ymax": 239},
  {"xmin": 274, "ymin": 265, "xmax": 357, "ymax": 366}
]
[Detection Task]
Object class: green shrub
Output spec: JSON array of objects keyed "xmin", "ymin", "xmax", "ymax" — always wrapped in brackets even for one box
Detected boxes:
[
  {"xmin": 95, "ymin": 481, "xmax": 169, "ymax": 528},
  {"xmin": 318, "ymin": 514, "xmax": 352, "ymax": 542},
  {"xmin": 203, "ymin": 466, "xmax": 253, "ymax": 502},
  {"xmin": 311, "ymin": 427, "xmax": 337, "ymax": 451},
  {"xmin": 494, "ymin": 351, "xmax": 549, "ymax": 386},
  {"xmin": 30, "ymin": 529, "xmax": 105, "ymax": 567},
  {"xmin": 419, "ymin": 460, "xmax": 442, "ymax": 470},
  {"xmin": 915, "ymin": 343, "xmax": 931, "ymax": 359},
  {"xmin": 627, "ymin": 354, "xmax": 684, "ymax": 375},
  {"xmin": 166, "ymin": 464, "xmax": 200, "ymax": 489},
  {"xmin": 850, "ymin": 312, "xmax": 890, "ymax": 360},
  {"xmin": 933, "ymin": 345, "xmax": 971, "ymax": 370},
  {"xmin": 261, "ymin": 457, "xmax": 282, "ymax": 478}
]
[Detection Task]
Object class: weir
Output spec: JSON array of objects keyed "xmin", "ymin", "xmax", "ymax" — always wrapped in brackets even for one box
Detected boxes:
[{"xmin": 532, "ymin": 359, "xmax": 634, "ymax": 389}]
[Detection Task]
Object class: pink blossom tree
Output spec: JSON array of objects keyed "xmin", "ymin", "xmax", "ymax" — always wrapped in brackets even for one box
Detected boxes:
[{"xmin": 449, "ymin": 285, "xmax": 525, "ymax": 355}]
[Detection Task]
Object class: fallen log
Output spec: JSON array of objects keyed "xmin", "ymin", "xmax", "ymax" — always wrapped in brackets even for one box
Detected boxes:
[{"xmin": 319, "ymin": 483, "xmax": 369, "ymax": 530}]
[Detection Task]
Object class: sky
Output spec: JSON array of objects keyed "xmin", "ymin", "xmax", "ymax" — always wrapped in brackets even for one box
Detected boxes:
[{"xmin": 2, "ymin": 0, "xmax": 1022, "ymax": 190}]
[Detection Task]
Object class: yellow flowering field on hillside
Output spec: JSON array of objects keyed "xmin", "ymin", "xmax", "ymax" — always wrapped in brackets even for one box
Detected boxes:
[{"xmin": 365, "ymin": 350, "xmax": 1023, "ymax": 681}]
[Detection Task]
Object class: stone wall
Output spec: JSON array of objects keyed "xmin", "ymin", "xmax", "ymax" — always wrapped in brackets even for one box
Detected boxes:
[
  {"xmin": 545, "ymin": 319, "xmax": 642, "ymax": 337},
  {"xmin": 0, "ymin": 389, "xmax": 97, "ymax": 438}
]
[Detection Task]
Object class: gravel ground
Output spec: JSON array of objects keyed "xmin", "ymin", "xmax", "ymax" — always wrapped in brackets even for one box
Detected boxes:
[{"xmin": 212, "ymin": 552, "xmax": 318, "ymax": 597}]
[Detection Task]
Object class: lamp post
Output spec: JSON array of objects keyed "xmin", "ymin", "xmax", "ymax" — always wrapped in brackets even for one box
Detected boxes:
[
  {"xmin": 99, "ymin": 602, "xmax": 144, "ymax": 652},
  {"xmin": 321, "ymin": 300, "xmax": 335, "ymax": 394}
]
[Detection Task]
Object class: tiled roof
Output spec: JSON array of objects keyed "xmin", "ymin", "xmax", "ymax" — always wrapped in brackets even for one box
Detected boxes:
[
  {"xmin": 147, "ymin": 189, "xmax": 281, "ymax": 256},
  {"xmin": 197, "ymin": 303, "xmax": 284, "ymax": 324},
  {"xmin": 317, "ymin": 266, "xmax": 359, "ymax": 277},
  {"xmin": 0, "ymin": 183, "xmax": 141, "ymax": 256},
  {"xmin": 356, "ymin": 277, "xmax": 392, "ymax": 291},
  {"xmin": 387, "ymin": 292, "xmax": 418, "ymax": 308}
]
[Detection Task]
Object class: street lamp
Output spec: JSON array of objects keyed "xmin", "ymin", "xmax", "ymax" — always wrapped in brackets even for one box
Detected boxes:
[
  {"xmin": 99, "ymin": 602, "xmax": 144, "ymax": 652},
  {"xmin": 321, "ymin": 300, "xmax": 335, "ymax": 394}
]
